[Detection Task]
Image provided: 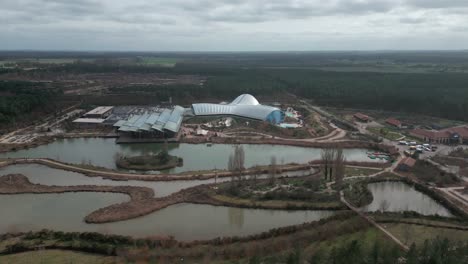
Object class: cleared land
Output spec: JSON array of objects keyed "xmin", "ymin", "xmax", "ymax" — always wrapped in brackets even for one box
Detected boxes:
[{"xmin": 0, "ymin": 250, "xmax": 113, "ymax": 264}]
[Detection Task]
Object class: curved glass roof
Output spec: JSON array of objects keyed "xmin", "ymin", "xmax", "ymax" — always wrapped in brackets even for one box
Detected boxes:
[
  {"xmin": 116, "ymin": 106, "xmax": 184, "ymax": 134},
  {"xmin": 192, "ymin": 94, "xmax": 283, "ymax": 123}
]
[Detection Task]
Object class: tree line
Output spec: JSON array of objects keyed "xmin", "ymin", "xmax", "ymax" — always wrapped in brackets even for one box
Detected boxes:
[
  {"xmin": 13, "ymin": 60, "xmax": 468, "ymax": 122},
  {"xmin": 104, "ymin": 64, "xmax": 468, "ymax": 122},
  {"xmin": 0, "ymin": 81, "xmax": 62, "ymax": 124}
]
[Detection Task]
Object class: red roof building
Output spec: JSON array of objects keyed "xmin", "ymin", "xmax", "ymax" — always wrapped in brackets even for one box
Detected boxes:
[
  {"xmin": 353, "ymin": 113, "xmax": 371, "ymax": 122},
  {"xmin": 386, "ymin": 118, "xmax": 402, "ymax": 128},
  {"xmin": 410, "ymin": 126, "xmax": 468, "ymax": 144},
  {"xmin": 397, "ymin": 157, "xmax": 416, "ymax": 172}
]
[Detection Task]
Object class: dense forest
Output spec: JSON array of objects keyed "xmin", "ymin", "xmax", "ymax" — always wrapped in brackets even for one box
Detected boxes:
[
  {"xmin": 2, "ymin": 51, "xmax": 468, "ymax": 122},
  {"xmin": 102, "ymin": 63, "xmax": 468, "ymax": 121},
  {"xmin": 0, "ymin": 81, "xmax": 61, "ymax": 124}
]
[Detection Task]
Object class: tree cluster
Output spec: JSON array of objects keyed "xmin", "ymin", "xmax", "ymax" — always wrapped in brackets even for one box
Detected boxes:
[{"xmin": 320, "ymin": 147, "xmax": 345, "ymax": 188}]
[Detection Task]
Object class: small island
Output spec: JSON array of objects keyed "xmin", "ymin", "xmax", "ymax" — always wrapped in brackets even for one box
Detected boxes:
[{"xmin": 115, "ymin": 150, "xmax": 183, "ymax": 171}]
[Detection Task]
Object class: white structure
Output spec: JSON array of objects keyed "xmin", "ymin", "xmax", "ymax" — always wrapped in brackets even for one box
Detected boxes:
[
  {"xmin": 72, "ymin": 118, "xmax": 106, "ymax": 128},
  {"xmin": 192, "ymin": 94, "xmax": 284, "ymax": 124},
  {"xmin": 84, "ymin": 106, "xmax": 114, "ymax": 119}
]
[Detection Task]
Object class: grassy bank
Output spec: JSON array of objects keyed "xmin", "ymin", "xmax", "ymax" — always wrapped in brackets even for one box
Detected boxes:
[{"xmin": 115, "ymin": 153, "xmax": 183, "ymax": 171}]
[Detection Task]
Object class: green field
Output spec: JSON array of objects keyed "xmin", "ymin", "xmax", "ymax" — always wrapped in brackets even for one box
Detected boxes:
[
  {"xmin": 345, "ymin": 166, "xmax": 382, "ymax": 177},
  {"xmin": 138, "ymin": 57, "xmax": 180, "ymax": 67},
  {"xmin": 0, "ymin": 58, "xmax": 94, "ymax": 66},
  {"xmin": 367, "ymin": 127, "xmax": 404, "ymax": 141},
  {"xmin": 385, "ymin": 223, "xmax": 468, "ymax": 246}
]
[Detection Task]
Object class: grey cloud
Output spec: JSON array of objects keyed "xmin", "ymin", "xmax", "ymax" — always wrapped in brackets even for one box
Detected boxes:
[
  {"xmin": 1, "ymin": 0, "xmax": 463, "ymax": 26},
  {"xmin": 0, "ymin": 0, "xmax": 467, "ymax": 51},
  {"xmin": 407, "ymin": 0, "xmax": 468, "ymax": 9},
  {"xmin": 399, "ymin": 16, "xmax": 429, "ymax": 24}
]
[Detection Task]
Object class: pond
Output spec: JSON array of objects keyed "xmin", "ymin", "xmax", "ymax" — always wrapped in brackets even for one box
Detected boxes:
[
  {"xmin": 0, "ymin": 164, "xmax": 311, "ymax": 197},
  {"xmin": 0, "ymin": 193, "xmax": 335, "ymax": 240},
  {"xmin": 0, "ymin": 138, "xmax": 382, "ymax": 173},
  {"xmin": 361, "ymin": 181, "xmax": 453, "ymax": 217}
]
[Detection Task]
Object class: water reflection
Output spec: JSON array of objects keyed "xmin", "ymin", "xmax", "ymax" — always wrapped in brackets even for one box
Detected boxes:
[
  {"xmin": 0, "ymin": 194, "xmax": 335, "ymax": 240},
  {"xmin": 228, "ymin": 207, "xmax": 245, "ymax": 228},
  {"xmin": 361, "ymin": 181, "xmax": 453, "ymax": 217},
  {"xmin": 0, "ymin": 138, "xmax": 381, "ymax": 173},
  {"xmin": 0, "ymin": 164, "xmax": 310, "ymax": 197}
]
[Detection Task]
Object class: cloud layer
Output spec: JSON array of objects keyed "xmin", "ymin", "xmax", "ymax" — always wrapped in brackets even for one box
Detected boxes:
[{"xmin": 1, "ymin": 0, "xmax": 467, "ymax": 51}]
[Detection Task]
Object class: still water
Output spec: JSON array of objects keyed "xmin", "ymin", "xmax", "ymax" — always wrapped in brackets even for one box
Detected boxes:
[
  {"xmin": 0, "ymin": 164, "xmax": 311, "ymax": 197},
  {"xmin": 0, "ymin": 193, "xmax": 335, "ymax": 240},
  {"xmin": 361, "ymin": 181, "xmax": 453, "ymax": 217},
  {"xmin": 0, "ymin": 138, "xmax": 382, "ymax": 173}
]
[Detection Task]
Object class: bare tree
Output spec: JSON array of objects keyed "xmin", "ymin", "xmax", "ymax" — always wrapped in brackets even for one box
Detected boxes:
[
  {"xmin": 321, "ymin": 148, "xmax": 336, "ymax": 181},
  {"xmin": 228, "ymin": 153, "xmax": 235, "ymax": 186},
  {"xmin": 251, "ymin": 164, "xmax": 259, "ymax": 188},
  {"xmin": 233, "ymin": 145, "xmax": 245, "ymax": 183},
  {"xmin": 334, "ymin": 148, "xmax": 346, "ymax": 189},
  {"xmin": 269, "ymin": 156, "xmax": 277, "ymax": 185},
  {"xmin": 228, "ymin": 145, "xmax": 245, "ymax": 186}
]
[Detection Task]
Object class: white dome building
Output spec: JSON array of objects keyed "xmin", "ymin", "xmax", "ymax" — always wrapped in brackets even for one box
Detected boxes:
[{"xmin": 192, "ymin": 94, "xmax": 284, "ymax": 124}]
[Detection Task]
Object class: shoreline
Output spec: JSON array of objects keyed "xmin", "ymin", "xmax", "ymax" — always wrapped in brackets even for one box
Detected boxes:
[
  {"xmin": 0, "ymin": 133, "xmax": 398, "ymax": 154},
  {"xmin": 0, "ymin": 157, "xmax": 389, "ymax": 182},
  {"xmin": 0, "ymin": 173, "xmax": 346, "ymax": 224}
]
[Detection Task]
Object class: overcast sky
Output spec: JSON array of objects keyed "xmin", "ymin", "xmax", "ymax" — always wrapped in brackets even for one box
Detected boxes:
[{"xmin": 1, "ymin": 0, "xmax": 467, "ymax": 51}]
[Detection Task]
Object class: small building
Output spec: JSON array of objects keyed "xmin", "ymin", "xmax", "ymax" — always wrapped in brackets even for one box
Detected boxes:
[
  {"xmin": 353, "ymin": 113, "xmax": 371, "ymax": 123},
  {"xmin": 84, "ymin": 106, "xmax": 114, "ymax": 119},
  {"xmin": 397, "ymin": 157, "xmax": 416, "ymax": 172},
  {"xmin": 386, "ymin": 118, "xmax": 402, "ymax": 128}
]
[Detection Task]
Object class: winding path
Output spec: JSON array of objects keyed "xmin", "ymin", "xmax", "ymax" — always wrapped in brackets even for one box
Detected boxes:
[{"xmin": 340, "ymin": 191, "xmax": 409, "ymax": 251}]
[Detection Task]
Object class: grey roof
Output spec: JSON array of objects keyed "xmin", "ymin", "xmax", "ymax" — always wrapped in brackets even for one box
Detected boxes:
[
  {"xmin": 85, "ymin": 106, "xmax": 113, "ymax": 116},
  {"xmin": 115, "ymin": 107, "xmax": 184, "ymax": 134},
  {"xmin": 192, "ymin": 94, "xmax": 281, "ymax": 121},
  {"xmin": 113, "ymin": 120, "xmax": 127, "ymax": 127},
  {"xmin": 163, "ymin": 106, "xmax": 184, "ymax": 133}
]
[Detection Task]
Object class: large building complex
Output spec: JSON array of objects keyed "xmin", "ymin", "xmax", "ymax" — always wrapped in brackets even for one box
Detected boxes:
[
  {"xmin": 113, "ymin": 106, "xmax": 184, "ymax": 138},
  {"xmin": 410, "ymin": 126, "xmax": 468, "ymax": 144},
  {"xmin": 192, "ymin": 94, "xmax": 284, "ymax": 124}
]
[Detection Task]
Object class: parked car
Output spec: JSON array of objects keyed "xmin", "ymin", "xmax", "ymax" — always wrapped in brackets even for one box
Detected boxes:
[
  {"xmin": 399, "ymin": 141, "xmax": 408, "ymax": 145},
  {"xmin": 416, "ymin": 147, "xmax": 423, "ymax": 153},
  {"xmin": 409, "ymin": 141, "xmax": 417, "ymax": 146}
]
